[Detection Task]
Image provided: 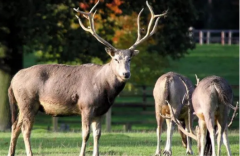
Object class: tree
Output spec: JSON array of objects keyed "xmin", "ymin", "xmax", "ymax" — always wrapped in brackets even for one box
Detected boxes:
[{"xmin": 192, "ymin": 0, "xmax": 239, "ymax": 29}]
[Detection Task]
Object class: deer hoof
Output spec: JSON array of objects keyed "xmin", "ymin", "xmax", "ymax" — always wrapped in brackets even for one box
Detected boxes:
[
  {"xmin": 186, "ymin": 150, "xmax": 193, "ymax": 155},
  {"xmin": 163, "ymin": 150, "xmax": 172, "ymax": 156},
  {"xmin": 155, "ymin": 149, "xmax": 162, "ymax": 156}
]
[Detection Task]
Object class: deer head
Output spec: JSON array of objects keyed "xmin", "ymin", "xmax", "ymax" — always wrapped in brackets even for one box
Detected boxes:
[{"xmin": 74, "ymin": 0, "xmax": 167, "ymax": 82}]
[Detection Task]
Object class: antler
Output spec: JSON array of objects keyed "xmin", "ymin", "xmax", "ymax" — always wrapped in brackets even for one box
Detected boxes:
[
  {"xmin": 195, "ymin": 74, "xmax": 200, "ymax": 86},
  {"xmin": 179, "ymin": 77, "xmax": 190, "ymax": 105},
  {"xmin": 228, "ymin": 101, "xmax": 239, "ymax": 127},
  {"xmin": 129, "ymin": 1, "xmax": 168, "ymax": 50},
  {"xmin": 179, "ymin": 77, "xmax": 195, "ymax": 134},
  {"xmin": 73, "ymin": 0, "xmax": 117, "ymax": 51},
  {"xmin": 165, "ymin": 100, "xmax": 198, "ymax": 141}
]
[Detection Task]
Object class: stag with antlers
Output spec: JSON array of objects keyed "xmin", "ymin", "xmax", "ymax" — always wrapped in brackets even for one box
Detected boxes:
[
  {"xmin": 153, "ymin": 72, "xmax": 195, "ymax": 156},
  {"xmin": 7, "ymin": 1, "xmax": 167, "ymax": 156},
  {"xmin": 166, "ymin": 75, "xmax": 238, "ymax": 156}
]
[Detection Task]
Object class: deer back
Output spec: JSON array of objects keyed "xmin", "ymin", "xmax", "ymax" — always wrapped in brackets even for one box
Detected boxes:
[
  {"xmin": 192, "ymin": 75, "xmax": 233, "ymax": 118},
  {"xmin": 153, "ymin": 72, "xmax": 194, "ymax": 116}
]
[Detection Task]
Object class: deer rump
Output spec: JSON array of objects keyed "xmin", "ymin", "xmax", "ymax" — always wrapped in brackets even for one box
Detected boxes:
[{"xmin": 193, "ymin": 76, "xmax": 233, "ymax": 156}]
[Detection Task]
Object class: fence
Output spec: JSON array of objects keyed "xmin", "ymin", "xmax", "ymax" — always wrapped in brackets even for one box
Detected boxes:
[
  {"xmin": 104, "ymin": 85, "xmax": 239, "ymax": 132},
  {"xmin": 190, "ymin": 29, "xmax": 239, "ymax": 45}
]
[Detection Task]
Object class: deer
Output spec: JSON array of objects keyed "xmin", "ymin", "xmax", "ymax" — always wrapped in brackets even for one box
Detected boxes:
[
  {"xmin": 164, "ymin": 75, "xmax": 238, "ymax": 156},
  {"xmin": 7, "ymin": 1, "xmax": 167, "ymax": 156},
  {"xmin": 153, "ymin": 72, "xmax": 195, "ymax": 156}
]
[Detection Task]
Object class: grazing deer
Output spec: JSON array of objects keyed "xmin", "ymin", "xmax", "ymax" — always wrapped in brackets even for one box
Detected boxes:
[
  {"xmin": 166, "ymin": 75, "xmax": 238, "ymax": 156},
  {"xmin": 7, "ymin": 1, "xmax": 167, "ymax": 156},
  {"xmin": 153, "ymin": 72, "xmax": 195, "ymax": 156}
]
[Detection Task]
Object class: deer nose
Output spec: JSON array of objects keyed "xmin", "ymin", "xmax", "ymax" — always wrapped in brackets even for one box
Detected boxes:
[{"xmin": 123, "ymin": 72, "xmax": 130, "ymax": 79}]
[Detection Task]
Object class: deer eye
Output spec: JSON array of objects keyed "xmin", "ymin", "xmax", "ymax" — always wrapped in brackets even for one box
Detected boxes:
[{"xmin": 114, "ymin": 59, "xmax": 119, "ymax": 63}]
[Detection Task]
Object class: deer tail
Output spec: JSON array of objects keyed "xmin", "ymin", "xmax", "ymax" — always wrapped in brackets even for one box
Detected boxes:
[
  {"xmin": 8, "ymin": 85, "xmax": 18, "ymax": 124},
  {"xmin": 163, "ymin": 76, "xmax": 170, "ymax": 102}
]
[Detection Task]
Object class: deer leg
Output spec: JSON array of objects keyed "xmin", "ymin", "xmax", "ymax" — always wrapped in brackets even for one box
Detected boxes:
[
  {"xmin": 205, "ymin": 115, "xmax": 216, "ymax": 156},
  {"xmin": 21, "ymin": 113, "xmax": 35, "ymax": 156},
  {"xmin": 185, "ymin": 118, "xmax": 193, "ymax": 155},
  {"xmin": 163, "ymin": 119, "xmax": 174, "ymax": 156},
  {"xmin": 216, "ymin": 119, "xmax": 225, "ymax": 156},
  {"xmin": 199, "ymin": 119, "xmax": 207, "ymax": 156},
  {"xmin": 178, "ymin": 125, "xmax": 187, "ymax": 148},
  {"xmin": 222, "ymin": 128, "xmax": 232, "ymax": 156},
  {"xmin": 91, "ymin": 117, "xmax": 102, "ymax": 156},
  {"xmin": 155, "ymin": 115, "xmax": 164, "ymax": 156},
  {"xmin": 8, "ymin": 115, "xmax": 23, "ymax": 156},
  {"xmin": 79, "ymin": 113, "xmax": 91, "ymax": 156}
]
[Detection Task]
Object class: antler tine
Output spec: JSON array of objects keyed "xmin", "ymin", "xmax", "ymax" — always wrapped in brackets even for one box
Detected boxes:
[
  {"xmin": 179, "ymin": 77, "xmax": 190, "ymax": 105},
  {"xmin": 181, "ymin": 93, "xmax": 187, "ymax": 105},
  {"xmin": 74, "ymin": 15, "xmax": 89, "ymax": 32},
  {"xmin": 90, "ymin": 0, "xmax": 100, "ymax": 13},
  {"xmin": 228, "ymin": 101, "xmax": 239, "ymax": 127},
  {"xmin": 166, "ymin": 100, "xmax": 198, "ymax": 141},
  {"xmin": 195, "ymin": 74, "xmax": 200, "ymax": 86},
  {"xmin": 145, "ymin": 1, "xmax": 166, "ymax": 33},
  {"xmin": 136, "ymin": 8, "xmax": 144, "ymax": 43},
  {"xmin": 165, "ymin": 100, "xmax": 181, "ymax": 125},
  {"xmin": 150, "ymin": 9, "xmax": 168, "ymax": 36},
  {"xmin": 129, "ymin": 1, "xmax": 168, "ymax": 50},
  {"xmin": 73, "ymin": 1, "xmax": 116, "ymax": 50}
]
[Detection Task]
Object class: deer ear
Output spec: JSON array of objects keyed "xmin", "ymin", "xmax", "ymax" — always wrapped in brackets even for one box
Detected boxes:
[
  {"xmin": 131, "ymin": 50, "xmax": 139, "ymax": 57},
  {"xmin": 105, "ymin": 47, "xmax": 115, "ymax": 57}
]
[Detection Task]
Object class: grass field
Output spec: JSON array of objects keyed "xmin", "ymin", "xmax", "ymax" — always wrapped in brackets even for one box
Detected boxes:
[
  {"xmin": 1, "ymin": 131, "xmax": 239, "ymax": 156},
  {"xmin": 164, "ymin": 44, "xmax": 239, "ymax": 87}
]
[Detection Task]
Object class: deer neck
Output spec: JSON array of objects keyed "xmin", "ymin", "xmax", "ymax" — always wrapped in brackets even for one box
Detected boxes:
[
  {"xmin": 106, "ymin": 61, "xmax": 126, "ymax": 88},
  {"xmin": 97, "ymin": 62, "xmax": 126, "ymax": 98}
]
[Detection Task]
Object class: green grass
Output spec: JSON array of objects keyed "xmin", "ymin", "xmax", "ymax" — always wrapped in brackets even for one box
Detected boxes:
[
  {"xmin": 164, "ymin": 44, "xmax": 239, "ymax": 87},
  {"xmin": 1, "ymin": 131, "xmax": 239, "ymax": 156}
]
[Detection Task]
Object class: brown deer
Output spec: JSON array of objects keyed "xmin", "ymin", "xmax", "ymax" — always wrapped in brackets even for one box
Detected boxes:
[
  {"xmin": 153, "ymin": 72, "xmax": 195, "ymax": 156},
  {"xmin": 7, "ymin": 1, "xmax": 167, "ymax": 156},
  {"xmin": 166, "ymin": 75, "xmax": 238, "ymax": 156}
]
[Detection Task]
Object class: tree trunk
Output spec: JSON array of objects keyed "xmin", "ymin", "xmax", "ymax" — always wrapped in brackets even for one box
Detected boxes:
[{"xmin": 0, "ymin": 69, "xmax": 11, "ymax": 131}]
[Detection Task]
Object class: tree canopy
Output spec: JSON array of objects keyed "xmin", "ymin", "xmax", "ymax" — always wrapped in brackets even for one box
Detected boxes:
[{"xmin": 0, "ymin": 0, "xmax": 197, "ymax": 75}]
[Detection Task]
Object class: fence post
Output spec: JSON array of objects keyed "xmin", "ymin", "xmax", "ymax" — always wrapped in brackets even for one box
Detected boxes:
[
  {"xmin": 207, "ymin": 31, "xmax": 210, "ymax": 44},
  {"xmin": 52, "ymin": 117, "xmax": 58, "ymax": 132},
  {"xmin": 221, "ymin": 31, "xmax": 225, "ymax": 45},
  {"xmin": 228, "ymin": 31, "xmax": 232, "ymax": 45},
  {"xmin": 106, "ymin": 108, "xmax": 111, "ymax": 132},
  {"xmin": 199, "ymin": 31, "xmax": 203, "ymax": 45}
]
